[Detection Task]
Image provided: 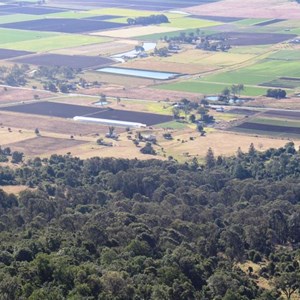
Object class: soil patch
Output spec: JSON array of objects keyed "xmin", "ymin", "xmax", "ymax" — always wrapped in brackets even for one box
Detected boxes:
[
  {"xmin": 209, "ymin": 31, "xmax": 296, "ymax": 46},
  {"xmin": 12, "ymin": 53, "xmax": 114, "ymax": 69},
  {"xmin": 235, "ymin": 122, "xmax": 300, "ymax": 134},
  {"xmin": 0, "ymin": 48, "xmax": 33, "ymax": 60},
  {"xmin": 0, "ymin": 101, "xmax": 173, "ymax": 126},
  {"xmin": 0, "ymin": 18, "xmax": 124, "ymax": 33}
]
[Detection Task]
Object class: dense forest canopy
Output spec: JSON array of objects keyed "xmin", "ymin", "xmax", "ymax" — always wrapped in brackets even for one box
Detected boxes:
[{"xmin": 0, "ymin": 142, "xmax": 300, "ymax": 299}]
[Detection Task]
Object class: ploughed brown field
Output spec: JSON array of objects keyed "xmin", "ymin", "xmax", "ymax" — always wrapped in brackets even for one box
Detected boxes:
[
  {"xmin": 12, "ymin": 54, "xmax": 114, "ymax": 69},
  {"xmin": 0, "ymin": 101, "xmax": 173, "ymax": 126},
  {"xmin": 0, "ymin": 18, "xmax": 124, "ymax": 33},
  {"xmin": 209, "ymin": 32, "xmax": 297, "ymax": 46},
  {"xmin": 235, "ymin": 122, "xmax": 300, "ymax": 135}
]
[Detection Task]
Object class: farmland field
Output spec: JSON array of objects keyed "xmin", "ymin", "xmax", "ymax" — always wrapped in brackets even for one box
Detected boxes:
[
  {"xmin": 0, "ymin": 18, "xmax": 125, "ymax": 33},
  {"xmin": 0, "ymin": 28, "xmax": 57, "ymax": 44},
  {"xmin": 0, "ymin": 101, "xmax": 173, "ymax": 126},
  {"xmin": 2, "ymin": 35, "xmax": 111, "ymax": 52},
  {"xmin": 5, "ymin": 136, "xmax": 88, "ymax": 156},
  {"xmin": 0, "ymin": 0, "xmax": 298, "ymax": 160},
  {"xmin": 155, "ymin": 81, "xmax": 267, "ymax": 96},
  {"xmin": 12, "ymin": 53, "xmax": 114, "ymax": 69}
]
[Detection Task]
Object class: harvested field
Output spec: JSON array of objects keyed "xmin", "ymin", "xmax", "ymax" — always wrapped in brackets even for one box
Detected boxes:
[
  {"xmin": 0, "ymin": 87, "xmax": 54, "ymax": 104},
  {"xmin": 209, "ymin": 32, "xmax": 296, "ymax": 46},
  {"xmin": 0, "ymin": 18, "xmax": 124, "ymax": 33},
  {"xmin": 5, "ymin": 136, "xmax": 88, "ymax": 156},
  {"xmin": 0, "ymin": 48, "xmax": 33, "ymax": 59},
  {"xmin": 235, "ymin": 122, "xmax": 300, "ymax": 135},
  {"xmin": 0, "ymin": 111, "xmax": 113, "ymax": 135},
  {"xmin": 0, "ymin": 101, "xmax": 173, "ymax": 126},
  {"xmin": 52, "ymin": 40, "xmax": 139, "ymax": 56},
  {"xmin": 184, "ymin": 0, "xmax": 300, "ymax": 19},
  {"xmin": 12, "ymin": 53, "xmax": 114, "ymax": 69},
  {"xmin": 94, "ymin": 25, "xmax": 180, "ymax": 38},
  {"xmin": 121, "ymin": 59, "xmax": 218, "ymax": 74},
  {"xmin": 254, "ymin": 19, "xmax": 285, "ymax": 26}
]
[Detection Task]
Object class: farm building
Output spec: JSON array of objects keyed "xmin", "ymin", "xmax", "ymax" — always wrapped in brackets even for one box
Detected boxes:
[{"xmin": 73, "ymin": 116, "xmax": 146, "ymax": 128}]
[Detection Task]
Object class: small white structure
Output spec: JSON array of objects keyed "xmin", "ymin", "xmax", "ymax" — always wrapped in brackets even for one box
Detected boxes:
[{"xmin": 73, "ymin": 116, "xmax": 146, "ymax": 128}]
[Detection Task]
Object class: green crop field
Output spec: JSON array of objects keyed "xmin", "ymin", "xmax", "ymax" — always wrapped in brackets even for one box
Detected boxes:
[
  {"xmin": 163, "ymin": 17, "xmax": 220, "ymax": 29},
  {"xmin": 201, "ymin": 59, "xmax": 300, "ymax": 86},
  {"xmin": 250, "ymin": 117, "xmax": 300, "ymax": 128},
  {"xmin": 0, "ymin": 13, "xmax": 44, "ymax": 24},
  {"xmin": 155, "ymin": 81, "xmax": 267, "ymax": 96},
  {"xmin": 2, "ymin": 35, "xmax": 111, "ymax": 52},
  {"xmin": 267, "ymin": 50, "xmax": 300, "ymax": 61},
  {"xmin": 0, "ymin": 28, "xmax": 57, "ymax": 44}
]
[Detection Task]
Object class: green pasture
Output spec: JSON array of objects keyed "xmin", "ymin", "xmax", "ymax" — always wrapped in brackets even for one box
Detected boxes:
[
  {"xmin": 2, "ymin": 34, "xmax": 111, "ymax": 52},
  {"xmin": 0, "ymin": 13, "xmax": 44, "ymax": 24},
  {"xmin": 267, "ymin": 50, "xmax": 300, "ymax": 61},
  {"xmin": 155, "ymin": 81, "xmax": 267, "ymax": 96},
  {"xmin": 230, "ymin": 46, "xmax": 271, "ymax": 55},
  {"xmin": 201, "ymin": 59, "xmax": 300, "ymax": 86},
  {"xmin": 251, "ymin": 117, "xmax": 300, "ymax": 128},
  {"xmin": 0, "ymin": 28, "xmax": 57, "ymax": 44},
  {"xmin": 163, "ymin": 17, "xmax": 221, "ymax": 29},
  {"xmin": 261, "ymin": 78, "xmax": 300, "ymax": 89}
]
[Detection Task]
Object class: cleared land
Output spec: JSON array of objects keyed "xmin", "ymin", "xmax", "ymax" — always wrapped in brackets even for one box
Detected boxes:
[
  {"xmin": 12, "ymin": 54, "xmax": 114, "ymax": 69},
  {"xmin": 5, "ymin": 136, "xmax": 88, "ymax": 156}
]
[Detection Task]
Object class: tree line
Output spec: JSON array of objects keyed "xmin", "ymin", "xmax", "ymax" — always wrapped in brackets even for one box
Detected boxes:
[{"xmin": 0, "ymin": 143, "xmax": 300, "ymax": 298}]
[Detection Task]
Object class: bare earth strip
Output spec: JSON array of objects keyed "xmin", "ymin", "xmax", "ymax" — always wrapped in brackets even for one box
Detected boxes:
[
  {"xmin": 92, "ymin": 25, "xmax": 181, "ymax": 38},
  {"xmin": 184, "ymin": 0, "xmax": 300, "ymax": 19}
]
